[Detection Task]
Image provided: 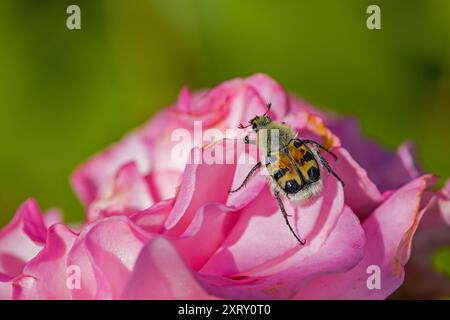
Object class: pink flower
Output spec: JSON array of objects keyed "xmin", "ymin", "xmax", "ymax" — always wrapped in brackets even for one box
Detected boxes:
[{"xmin": 1, "ymin": 74, "xmax": 448, "ymax": 299}]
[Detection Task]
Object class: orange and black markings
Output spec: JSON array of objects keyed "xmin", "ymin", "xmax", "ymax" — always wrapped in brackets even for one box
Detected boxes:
[{"xmin": 266, "ymin": 139, "xmax": 320, "ymax": 194}]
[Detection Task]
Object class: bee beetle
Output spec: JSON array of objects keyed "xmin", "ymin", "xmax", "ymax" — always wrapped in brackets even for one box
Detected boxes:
[{"xmin": 229, "ymin": 103, "xmax": 344, "ymax": 244}]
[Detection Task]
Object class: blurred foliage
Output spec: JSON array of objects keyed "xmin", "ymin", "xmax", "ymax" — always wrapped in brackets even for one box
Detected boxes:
[
  {"xmin": 433, "ymin": 247, "xmax": 450, "ymax": 279},
  {"xmin": 0, "ymin": 0, "xmax": 449, "ymax": 228}
]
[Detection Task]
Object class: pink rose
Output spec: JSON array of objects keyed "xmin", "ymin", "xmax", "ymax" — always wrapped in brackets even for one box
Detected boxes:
[{"xmin": 1, "ymin": 74, "xmax": 448, "ymax": 299}]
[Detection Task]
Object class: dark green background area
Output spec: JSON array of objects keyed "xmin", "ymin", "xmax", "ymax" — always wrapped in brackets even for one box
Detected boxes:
[{"xmin": 0, "ymin": 0, "xmax": 449, "ymax": 226}]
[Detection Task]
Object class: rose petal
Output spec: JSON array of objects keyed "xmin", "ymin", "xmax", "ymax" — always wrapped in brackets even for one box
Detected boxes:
[
  {"xmin": 122, "ymin": 237, "xmax": 214, "ymax": 299},
  {"xmin": 190, "ymin": 78, "xmax": 241, "ymax": 117},
  {"xmin": 0, "ymin": 199, "xmax": 47, "ymax": 278},
  {"xmin": 12, "ymin": 224, "xmax": 77, "ymax": 300},
  {"xmin": 438, "ymin": 179, "xmax": 450, "ymax": 224},
  {"xmin": 87, "ymin": 162, "xmax": 154, "ymax": 221},
  {"xmin": 331, "ymin": 147, "xmax": 382, "ymax": 217},
  {"xmin": 67, "ymin": 217, "xmax": 152, "ymax": 299},
  {"xmin": 43, "ymin": 208, "xmax": 63, "ymax": 228},
  {"xmin": 71, "ymin": 131, "xmax": 152, "ymax": 207},
  {"xmin": 204, "ymin": 206, "xmax": 364, "ymax": 299},
  {"xmin": 326, "ymin": 117, "xmax": 421, "ymax": 191},
  {"xmin": 245, "ymin": 73, "xmax": 290, "ymax": 119},
  {"xmin": 164, "ymin": 139, "xmax": 261, "ymax": 234},
  {"xmin": 284, "ymin": 112, "xmax": 341, "ymax": 151},
  {"xmin": 173, "ymin": 86, "xmax": 192, "ymax": 113},
  {"xmin": 201, "ymin": 174, "xmax": 346, "ymax": 277},
  {"xmin": 131, "ymin": 198, "xmax": 174, "ymax": 233},
  {"xmin": 0, "ymin": 273, "xmax": 12, "ymax": 300},
  {"xmin": 293, "ymin": 175, "xmax": 434, "ymax": 299},
  {"xmin": 159, "ymin": 139, "xmax": 267, "ymax": 270},
  {"xmin": 393, "ymin": 178, "xmax": 450, "ymax": 299},
  {"xmin": 171, "ymin": 203, "xmax": 239, "ymax": 271}
]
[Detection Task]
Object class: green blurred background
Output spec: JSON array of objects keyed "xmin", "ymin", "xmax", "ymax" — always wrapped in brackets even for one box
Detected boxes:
[{"xmin": 1, "ymin": 0, "xmax": 449, "ymax": 226}]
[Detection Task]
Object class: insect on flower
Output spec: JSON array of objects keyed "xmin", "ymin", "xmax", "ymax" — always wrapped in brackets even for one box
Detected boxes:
[{"xmin": 229, "ymin": 103, "xmax": 344, "ymax": 244}]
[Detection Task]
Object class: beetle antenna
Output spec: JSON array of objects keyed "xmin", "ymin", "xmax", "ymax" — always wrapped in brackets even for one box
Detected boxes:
[
  {"xmin": 263, "ymin": 102, "xmax": 272, "ymax": 116},
  {"xmin": 238, "ymin": 123, "xmax": 251, "ymax": 129}
]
